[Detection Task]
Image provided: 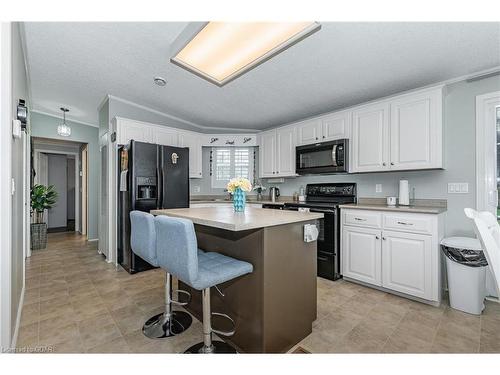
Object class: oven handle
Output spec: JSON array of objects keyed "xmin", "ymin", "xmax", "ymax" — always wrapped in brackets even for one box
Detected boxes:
[{"xmin": 283, "ymin": 206, "xmax": 336, "ymax": 214}]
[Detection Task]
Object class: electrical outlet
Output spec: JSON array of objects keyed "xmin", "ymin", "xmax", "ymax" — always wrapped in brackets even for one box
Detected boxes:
[
  {"xmin": 448, "ymin": 183, "xmax": 469, "ymax": 194},
  {"xmin": 375, "ymin": 184, "xmax": 382, "ymax": 193}
]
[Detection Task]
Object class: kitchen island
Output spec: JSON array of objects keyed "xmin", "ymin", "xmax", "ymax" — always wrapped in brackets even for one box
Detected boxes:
[{"xmin": 151, "ymin": 206, "xmax": 323, "ymax": 353}]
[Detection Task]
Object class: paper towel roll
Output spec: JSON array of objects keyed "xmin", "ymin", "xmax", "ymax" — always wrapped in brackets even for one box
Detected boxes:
[{"xmin": 399, "ymin": 179, "xmax": 410, "ymax": 206}]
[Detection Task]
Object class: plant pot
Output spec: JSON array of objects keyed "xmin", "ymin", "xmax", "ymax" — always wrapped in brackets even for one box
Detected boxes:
[{"xmin": 31, "ymin": 223, "xmax": 47, "ymax": 250}]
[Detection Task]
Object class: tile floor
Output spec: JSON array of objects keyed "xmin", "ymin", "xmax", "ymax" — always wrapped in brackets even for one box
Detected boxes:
[{"xmin": 16, "ymin": 232, "xmax": 500, "ymax": 353}]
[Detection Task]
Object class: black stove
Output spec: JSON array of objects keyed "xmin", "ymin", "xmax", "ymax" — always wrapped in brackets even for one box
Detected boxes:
[{"xmin": 283, "ymin": 183, "xmax": 357, "ymax": 280}]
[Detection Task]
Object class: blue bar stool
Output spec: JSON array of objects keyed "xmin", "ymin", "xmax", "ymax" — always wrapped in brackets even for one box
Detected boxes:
[
  {"xmin": 130, "ymin": 211, "xmax": 193, "ymax": 339},
  {"xmin": 155, "ymin": 215, "xmax": 253, "ymax": 353}
]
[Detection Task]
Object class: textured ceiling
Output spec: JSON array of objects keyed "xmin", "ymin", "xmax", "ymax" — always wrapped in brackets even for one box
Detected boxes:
[{"xmin": 23, "ymin": 22, "xmax": 500, "ymax": 130}]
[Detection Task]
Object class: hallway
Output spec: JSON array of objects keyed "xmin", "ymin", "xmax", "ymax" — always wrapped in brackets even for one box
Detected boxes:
[{"xmin": 17, "ymin": 233, "xmax": 203, "ymax": 353}]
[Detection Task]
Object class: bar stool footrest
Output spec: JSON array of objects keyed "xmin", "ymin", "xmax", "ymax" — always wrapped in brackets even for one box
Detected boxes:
[
  {"xmin": 211, "ymin": 312, "xmax": 235, "ymax": 337},
  {"xmin": 170, "ymin": 289, "xmax": 191, "ymax": 307},
  {"xmin": 184, "ymin": 340, "xmax": 237, "ymax": 354}
]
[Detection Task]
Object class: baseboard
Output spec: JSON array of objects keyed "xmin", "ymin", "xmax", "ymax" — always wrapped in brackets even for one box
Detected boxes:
[
  {"xmin": 486, "ymin": 296, "xmax": 500, "ymax": 304},
  {"xmin": 11, "ymin": 286, "xmax": 25, "ymax": 349},
  {"xmin": 87, "ymin": 238, "xmax": 98, "ymax": 242}
]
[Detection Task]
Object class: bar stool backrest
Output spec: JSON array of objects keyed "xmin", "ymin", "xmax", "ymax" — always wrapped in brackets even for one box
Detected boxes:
[
  {"xmin": 155, "ymin": 215, "xmax": 199, "ymax": 286},
  {"xmin": 130, "ymin": 211, "xmax": 158, "ymax": 267},
  {"xmin": 465, "ymin": 208, "xmax": 500, "ymax": 296}
]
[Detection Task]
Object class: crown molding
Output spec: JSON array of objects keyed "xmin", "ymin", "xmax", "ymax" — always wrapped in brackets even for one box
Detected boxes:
[
  {"xmin": 31, "ymin": 109, "xmax": 99, "ymax": 128},
  {"xmin": 106, "ymin": 94, "xmax": 260, "ymax": 133}
]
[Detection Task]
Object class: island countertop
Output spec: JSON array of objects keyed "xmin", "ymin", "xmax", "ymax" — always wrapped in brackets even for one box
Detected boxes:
[{"xmin": 150, "ymin": 206, "xmax": 323, "ymax": 231}]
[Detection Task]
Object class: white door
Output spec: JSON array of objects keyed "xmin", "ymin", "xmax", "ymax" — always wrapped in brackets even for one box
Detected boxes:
[
  {"xmin": 296, "ymin": 119, "xmax": 322, "ymax": 145},
  {"xmin": 179, "ymin": 132, "xmax": 203, "ymax": 178},
  {"xmin": 390, "ymin": 89, "xmax": 442, "ymax": 170},
  {"xmin": 342, "ymin": 226, "xmax": 382, "ymax": 286},
  {"xmin": 322, "ymin": 111, "xmax": 350, "ymax": 141},
  {"xmin": 259, "ymin": 130, "xmax": 276, "ymax": 177},
  {"xmin": 276, "ymin": 127, "xmax": 296, "ymax": 177},
  {"xmin": 153, "ymin": 126, "xmax": 178, "ymax": 146},
  {"xmin": 118, "ymin": 120, "xmax": 153, "ymax": 144},
  {"xmin": 351, "ymin": 103, "xmax": 389, "ymax": 172},
  {"xmin": 99, "ymin": 135, "xmax": 109, "ymax": 258},
  {"xmin": 382, "ymin": 230, "xmax": 432, "ymax": 299}
]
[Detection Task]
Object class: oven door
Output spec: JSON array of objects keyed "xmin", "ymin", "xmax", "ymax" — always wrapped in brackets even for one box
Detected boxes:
[{"xmin": 296, "ymin": 139, "xmax": 348, "ymax": 175}]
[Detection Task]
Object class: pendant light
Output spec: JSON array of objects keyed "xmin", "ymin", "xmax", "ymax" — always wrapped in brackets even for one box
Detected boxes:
[{"xmin": 57, "ymin": 107, "xmax": 71, "ymax": 137}]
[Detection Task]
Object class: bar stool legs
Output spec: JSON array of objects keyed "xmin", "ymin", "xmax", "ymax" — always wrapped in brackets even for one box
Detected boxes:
[
  {"xmin": 142, "ymin": 272, "xmax": 193, "ymax": 339},
  {"xmin": 185, "ymin": 287, "xmax": 237, "ymax": 353}
]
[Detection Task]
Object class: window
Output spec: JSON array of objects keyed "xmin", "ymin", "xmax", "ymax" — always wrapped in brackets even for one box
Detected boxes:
[{"xmin": 211, "ymin": 147, "xmax": 254, "ymax": 188}]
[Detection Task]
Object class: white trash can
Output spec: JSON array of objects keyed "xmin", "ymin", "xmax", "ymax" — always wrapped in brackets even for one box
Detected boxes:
[{"xmin": 441, "ymin": 237, "xmax": 488, "ymax": 315}]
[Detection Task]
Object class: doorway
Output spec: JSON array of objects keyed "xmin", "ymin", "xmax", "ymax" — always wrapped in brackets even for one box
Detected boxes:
[
  {"xmin": 475, "ymin": 91, "xmax": 500, "ymax": 299},
  {"xmin": 31, "ymin": 137, "xmax": 89, "ymax": 243}
]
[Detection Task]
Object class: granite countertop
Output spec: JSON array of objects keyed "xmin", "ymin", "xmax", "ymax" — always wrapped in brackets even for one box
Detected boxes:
[
  {"xmin": 151, "ymin": 207, "xmax": 323, "ymax": 231},
  {"xmin": 339, "ymin": 198, "xmax": 447, "ymax": 214}
]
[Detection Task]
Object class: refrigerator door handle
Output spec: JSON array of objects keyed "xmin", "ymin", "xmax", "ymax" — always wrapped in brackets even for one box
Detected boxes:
[{"xmin": 156, "ymin": 166, "xmax": 161, "ymax": 209}]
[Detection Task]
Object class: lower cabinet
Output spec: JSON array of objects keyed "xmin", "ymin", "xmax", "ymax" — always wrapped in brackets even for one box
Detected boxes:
[
  {"xmin": 381, "ymin": 231, "xmax": 432, "ymax": 300},
  {"xmin": 341, "ymin": 208, "xmax": 442, "ymax": 303},
  {"xmin": 342, "ymin": 226, "xmax": 382, "ymax": 286}
]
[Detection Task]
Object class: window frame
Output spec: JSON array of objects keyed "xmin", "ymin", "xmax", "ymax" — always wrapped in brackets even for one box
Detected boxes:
[{"xmin": 211, "ymin": 147, "xmax": 254, "ymax": 189}]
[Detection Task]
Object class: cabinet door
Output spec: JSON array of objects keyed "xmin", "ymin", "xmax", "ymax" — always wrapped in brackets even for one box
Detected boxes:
[
  {"xmin": 118, "ymin": 120, "xmax": 153, "ymax": 144},
  {"xmin": 153, "ymin": 127, "xmax": 178, "ymax": 147},
  {"xmin": 259, "ymin": 130, "xmax": 276, "ymax": 177},
  {"xmin": 296, "ymin": 119, "xmax": 322, "ymax": 145},
  {"xmin": 342, "ymin": 226, "xmax": 382, "ymax": 286},
  {"xmin": 321, "ymin": 111, "xmax": 350, "ymax": 141},
  {"xmin": 179, "ymin": 132, "xmax": 203, "ymax": 178},
  {"xmin": 276, "ymin": 126, "xmax": 296, "ymax": 177},
  {"xmin": 381, "ymin": 230, "xmax": 432, "ymax": 299},
  {"xmin": 390, "ymin": 89, "xmax": 442, "ymax": 170},
  {"xmin": 351, "ymin": 103, "xmax": 390, "ymax": 172}
]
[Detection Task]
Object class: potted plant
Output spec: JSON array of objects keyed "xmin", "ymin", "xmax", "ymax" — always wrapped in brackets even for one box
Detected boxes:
[{"xmin": 30, "ymin": 184, "xmax": 58, "ymax": 250}]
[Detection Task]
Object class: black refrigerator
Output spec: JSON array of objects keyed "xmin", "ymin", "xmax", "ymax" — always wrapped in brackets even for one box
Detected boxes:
[{"xmin": 117, "ymin": 140, "xmax": 190, "ymax": 274}]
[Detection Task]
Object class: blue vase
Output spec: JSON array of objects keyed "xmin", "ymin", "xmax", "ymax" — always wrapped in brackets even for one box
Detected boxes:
[{"xmin": 233, "ymin": 187, "xmax": 246, "ymax": 212}]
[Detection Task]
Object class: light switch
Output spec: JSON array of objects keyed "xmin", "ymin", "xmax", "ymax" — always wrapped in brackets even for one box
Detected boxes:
[
  {"xmin": 375, "ymin": 184, "xmax": 382, "ymax": 193},
  {"xmin": 448, "ymin": 183, "xmax": 469, "ymax": 194}
]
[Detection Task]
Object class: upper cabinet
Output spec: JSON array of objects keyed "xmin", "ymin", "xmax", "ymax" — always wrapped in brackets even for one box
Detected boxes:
[
  {"xmin": 350, "ymin": 87, "xmax": 443, "ymax": 173},
  {"xmin": 297, "ymin": 119, "xmax": 322, "ymax": 145},
  {"xmin": 116, "ymin": 118, "xmax": 153, "ymax": 145},
  {"xmin": 178, "ymin": 131, "xmax": 203, "ymax": 179},
  {"xmin": 153, "ymin": 127, "xmax": 178, "ymax": 147},
  {"xmin": 296, "ymin": 111, "xmax": 350, "ymax": 145},
  {"xmin": 389, "ymin": 88, "xmax": 443, "ymax": 171},
  {"xmin": 351, "ymin": 102, "xmax": 390, "ymax": 172},
  {"xmin": 259, "ymin": 126, "xmax": 296, "ymax": 178}
]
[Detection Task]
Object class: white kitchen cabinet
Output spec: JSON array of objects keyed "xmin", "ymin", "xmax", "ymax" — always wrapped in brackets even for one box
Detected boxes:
[
  {"xmin": 259, "ymin": 130, "xmax": 276, "ymax": 178},
  {"xmin": 259, "ymin": 127, "xmax": 296, "ymax": 178},
  {"xmin": 116, "ymin": 118, "xmax": 153, "ymax": 145},
  {"xmin": 321, "ymin": 111, "xmax": 351, "ymax": 141},
  {"xmin": 389, "ymin": 88, "xmax": 442, "ymax": 170},
  {"xmin": 350, "ymin": 87, "xmax": 443, "ymax": 173},
  {"xmin": 351, "ymin": 102, "xmax": 390, "ymax": 172},
  {"xmin": 179, "ymin": 131, "xmax": 203, "ymax": 179},
  {"xmin": 296, "ymin": 119, "xmax": 322, "ymax": 145},
  {"xmin": 276, "ymin": 126, "xmax": 296, "ymax": 176},
  {"xmin": 342, "ymin": 226, "xmax": 382, "ymax": 286},
  {"xmin": 381, "ymin": 230, "xmax": 432, "ymax": 300},
  {"xmin": 153, "ymin": 127, "xmax": 178, "ymax": 147},
  {"xmin": 341, "ymin": 208, "xmax": 443, "ymax": 303}
]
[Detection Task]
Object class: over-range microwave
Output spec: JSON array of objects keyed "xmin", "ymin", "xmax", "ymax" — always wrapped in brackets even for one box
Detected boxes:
[{"xmin": 296, "ymin": 139, "xmax": 349, "ymax": 175}]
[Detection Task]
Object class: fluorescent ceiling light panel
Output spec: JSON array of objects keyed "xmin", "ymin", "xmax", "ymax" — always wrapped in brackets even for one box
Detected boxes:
[{"xmin": 171, "ymin": 22, "xmax": 321, "ymax": 86}]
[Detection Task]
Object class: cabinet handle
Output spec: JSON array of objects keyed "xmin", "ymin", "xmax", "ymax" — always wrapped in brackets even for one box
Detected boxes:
[
  {"xmin": 382, "ymin": 237, "xmax": 386, "ymax": 240},
  {"xmin": 390, "ymin": 162, "xmax": 394, "ymax": 165},
  {"xmin": 354, "ymin": 217, "xmax": 366, "ymax": 221},
  {"xmin": 397, "ymin": 221, "xmax": 413, "ymax": 226},
  {"xmin": 375, "ymin": 235, "xmax": 380, "ymax": 240},
  {"xmin": 272, "ymin": 171, "xmax": 275, "ymax": 174},
  {"xmin": 316, "ymin": 137, "xmax": 318, "ymax": 140},
  {"xmin": 382, "ymin": 162, "xmax": 386, "ymax": 166},
  {"xmin": 322, "ymin": 136, "xmax": 325, "ymax": 138}
]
